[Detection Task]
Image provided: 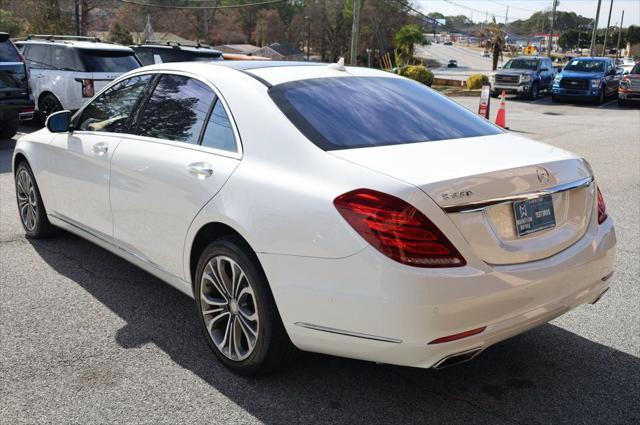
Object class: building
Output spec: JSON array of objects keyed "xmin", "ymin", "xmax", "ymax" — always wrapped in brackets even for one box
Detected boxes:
[
  {"xmin": 253, "ymin": 42, "xmax": 305, "ymax": 61},
  {"xmin": 210, "ymin": 44, "xmax": 261, "ymax": 56}
]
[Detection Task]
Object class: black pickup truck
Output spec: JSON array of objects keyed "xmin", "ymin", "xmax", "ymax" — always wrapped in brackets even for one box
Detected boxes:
[{"xmin": 0, "ymin": 32, "xmax": 33, "ymax": 140}]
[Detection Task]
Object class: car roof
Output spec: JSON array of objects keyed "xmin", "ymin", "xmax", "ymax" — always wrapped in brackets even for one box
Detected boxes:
[
  {"xmin": 570, "ymin": 57, "xmax": 609, "ymax": 61},
  {"xmin": 16, "ymin": 39, "xmax": 134, "ymax": 52},
  {"xmin": 132, "ymin": 60, "xmax": 397, "ymax": 86}
]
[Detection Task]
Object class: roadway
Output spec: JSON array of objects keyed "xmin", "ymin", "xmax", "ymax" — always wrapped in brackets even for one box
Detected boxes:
[{"xmin": 416, "ymin": 42, "xmax": 498, "ymax": 80}]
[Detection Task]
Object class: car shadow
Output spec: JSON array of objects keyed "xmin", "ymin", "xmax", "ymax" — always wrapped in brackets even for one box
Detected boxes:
[{"xmin": 29, "ymin": 234, "xmax": 640, "ymax": 424}]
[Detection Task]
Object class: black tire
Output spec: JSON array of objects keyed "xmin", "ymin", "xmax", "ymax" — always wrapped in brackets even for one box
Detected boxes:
[
  {"xmin": 0, "ymin": 120, "xmax": 19, "ymax": 140},
  {"xmin": 529, "ymin": 82, "xmax": 540, "ymax": 100},
  {"xmin": 594, "ymin": 89, "xmax": 605, "ymax": 105},
  {"xmin": 617, "ymin": 98, "xmax": 627, "ymax": 107},
  {"xmin": 551, "ymin": 95, "xmax": 562, "ymax": 103},
  {"xmin": 194, "ymin": 236, "xmax": 297, "ymax": 376},
  {"xmin": 38, "ymin": 93, "xmax": 62, "ymax": 126},
  {"xmin": 14, "ymin": 161, "xmax": 58, "ymax": 239}
]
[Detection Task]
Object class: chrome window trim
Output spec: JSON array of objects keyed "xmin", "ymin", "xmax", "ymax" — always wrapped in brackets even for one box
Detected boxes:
[
  {"xmin": 294, "ymin": 322, "xmax": 402, "ymax": 344},
  {"xmin": 442, "ymin": 176, "xmax": 594, "ymax": 214}
]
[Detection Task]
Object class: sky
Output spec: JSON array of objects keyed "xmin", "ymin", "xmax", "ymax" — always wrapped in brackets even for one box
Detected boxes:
[{"xmin": 414, "ymin": 0, "xmax": 640, "ymax": 27}]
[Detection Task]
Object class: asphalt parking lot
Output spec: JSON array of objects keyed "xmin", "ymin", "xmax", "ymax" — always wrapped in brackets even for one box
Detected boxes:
[{"xmin": 1, "ymin": 98, "xmax": 639, "ymax": 424}]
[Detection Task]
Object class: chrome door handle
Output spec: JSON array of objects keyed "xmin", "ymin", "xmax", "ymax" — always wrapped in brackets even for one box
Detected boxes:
[
  {"xmin": 187, "ymin": 162, "xmax": 214, "ymax": 178},
  {"xmin": 93, "ymin": 142, "xmax": 108, "ymax": 155}
]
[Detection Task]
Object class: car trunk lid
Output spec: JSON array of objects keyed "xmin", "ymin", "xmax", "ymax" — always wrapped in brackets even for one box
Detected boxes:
[{"xmin": 331, "ymin": 133, "xmax": 595, "ymax": 265}]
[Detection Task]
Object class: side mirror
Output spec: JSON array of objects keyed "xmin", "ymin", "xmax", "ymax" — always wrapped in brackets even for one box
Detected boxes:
[
  {"xmin": 497, "ymin": 66, "xmax": 502, "ymax": 70},
  {"xmin": 46, "ymin": 110, "xmax": 72, "ymax": 133}
]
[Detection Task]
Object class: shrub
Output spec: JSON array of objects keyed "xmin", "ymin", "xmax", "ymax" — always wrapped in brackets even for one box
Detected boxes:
[
  {"xmin": 466, "ymin": 73, "xmax": 490, "ymax": 90},
  {"xmin": 399, "ymin": 65, "xmax": 434, "ymax": 87}
]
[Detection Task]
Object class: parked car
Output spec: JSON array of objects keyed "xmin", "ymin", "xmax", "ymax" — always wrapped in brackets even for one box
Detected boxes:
[
  {"xmin": 443, "ymin": 41, "xmax": 453, "ymax": 46},
  {"xmin": 0, "ymin": 32, "xmax": 33, "ymax": 140},
  {"xmin": 15, "ymin": 35, "xmax": 141, "ymax": 123},
  {"xmin": 618, "ymin": 62, "xmax": 640, "ymax": 106},
  {"xmin": 13, "ymin": 61, "xmax": 615, "ymax": 375},
  {"xmin": 552, "ymin": 57, "xmax": 623, "ymax": 105},
  {"xmin": 131, "ymin": 41, "xmax": 224, "ymax": 66},
  {"xmin": 447, "ymin": 59, "xmax": 457, "ymax": 68},
  {"xmin": 615, "ymin": 57, "xmax": 637, "ymax": 75},
  {"xmin": 489, "ymin": 56, "xmax": 555, "ymax": 99},
  {"xmin": 482, "ymin": 50, "xmax": 490, "ymax": 58}
]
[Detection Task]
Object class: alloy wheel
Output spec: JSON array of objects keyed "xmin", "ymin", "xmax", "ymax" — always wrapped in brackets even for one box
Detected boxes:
[
  {"xmin": 200, "ymin": 256, "xmax": 259, "ymax": 361},
  {"xmin": 40, "ymin": 95, "xmax": 61, "ymax": 122},
  {"xmin": 16, "ymin": 168, "xmax": 37, "ymax": 231}
]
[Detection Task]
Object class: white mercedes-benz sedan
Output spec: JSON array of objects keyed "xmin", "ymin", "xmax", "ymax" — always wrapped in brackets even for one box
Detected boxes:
[{"xmin": 13, "ymin": 61, "xmax": 616, "ymax": 375}]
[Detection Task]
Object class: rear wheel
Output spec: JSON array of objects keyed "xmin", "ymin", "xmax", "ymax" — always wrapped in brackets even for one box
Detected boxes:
[
  {"xmin": 594, "ymin": 89, "xmax": 605, "ymax": 105},
  {"xmin": 14, "ymin": 162, "xmax": 58, "ymax": 238},
  {"xmin": 0, "ymin": 120, "xmax": 19, "ymax": 140},
  {"xmin": 617, "ymin": 98, "xmax": 627, "ymax": 107},
  {"xmin": 38, "ymin": 93, "xmax": 62, "ymax": 125},
  {"xmin": 194, "ymin": 236, "xmax": 297, "ymax": 376},
  {"xmin": 551, "ymin": 95, "xmax": 561, "ymax": 103}
]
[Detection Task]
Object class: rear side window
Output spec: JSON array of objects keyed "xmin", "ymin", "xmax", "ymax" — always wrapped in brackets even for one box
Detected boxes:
[
  {"xmin": 78, "ymin": 74, "xmax": 152, "ymax": 133},
  {"xmin": 0, "ymin": 40, "xmax": 20, "ymax": 62},
  {"xmin": 136, "ymin": 74, "xmax": 214, "ymax": 144},
  {"xmin": 201, "ymin": 101, "xmax": 236, "ymax": 152},
  {"xmin": 51, "ymin": 46, "xmax": 83, "ymax": 71},
  {"xmin": 269, "ymin": 77, "xmax": 502, "ymax": 150},
  {"xmin": 78, "ymin": 49, "xmax": 140, "ymax": 72}
]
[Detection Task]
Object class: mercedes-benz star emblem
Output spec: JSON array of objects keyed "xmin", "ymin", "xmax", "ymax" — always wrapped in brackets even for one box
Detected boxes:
[{"xmin": 537, "ymin": 167, "xmax": 551, "ymax": 185}]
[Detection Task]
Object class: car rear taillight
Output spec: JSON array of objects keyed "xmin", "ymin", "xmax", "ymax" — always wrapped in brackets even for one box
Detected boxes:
[
  {"xmin": 81, "ymin": 79, "xmax": 94, "ymax": 98},
  {"xmin": 334, "ymin": 189, "xmax": 466, "ymax": 268},
  {"xmin": 597, "ymin": 186, "xmax": 608, "ymax": 224}
]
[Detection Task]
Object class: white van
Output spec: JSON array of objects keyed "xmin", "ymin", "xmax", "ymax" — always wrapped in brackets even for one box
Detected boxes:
[{"xmin": 16, "ymin": 35, "xmax": 141, "ymax": 123}]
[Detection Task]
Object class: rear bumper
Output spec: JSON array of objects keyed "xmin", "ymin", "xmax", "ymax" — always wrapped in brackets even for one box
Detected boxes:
[
  {"xmin": 0, "ymin": 98, "xmax": 34, "ymax": 122},
  {"xmin": 259, "ymin": 216, "xmax": 616, "ymax": 368}
]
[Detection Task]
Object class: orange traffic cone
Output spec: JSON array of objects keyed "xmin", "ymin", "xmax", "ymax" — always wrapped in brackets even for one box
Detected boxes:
[{"xmin": 495, "ymin": 90, "xmax": 507, "ymax": 128}]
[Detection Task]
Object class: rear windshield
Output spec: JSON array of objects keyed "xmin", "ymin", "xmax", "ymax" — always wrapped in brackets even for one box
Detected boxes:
[
  {"xmin": 79, "ymin": 49, "xmax": 140, "ymax": 72},
  {"xmin": 157, "ymin": 49, "xmax": 222, "ymax": 63},
  {"xmin": 564, "ymin": 60, "xmax": 605, "ymax": 73},
  {"xmin": 0, "ymin": 41, "xmax": 20, "ymax": 62},
  {"xmin": 269, "ymin": 77, "xmax": 502, "ymax": 150}
]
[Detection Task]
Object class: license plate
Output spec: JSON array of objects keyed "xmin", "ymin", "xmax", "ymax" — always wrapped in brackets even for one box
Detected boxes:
[{"xmin": 513, "ymin": 195, "xmax": 556, "ymax": 237}]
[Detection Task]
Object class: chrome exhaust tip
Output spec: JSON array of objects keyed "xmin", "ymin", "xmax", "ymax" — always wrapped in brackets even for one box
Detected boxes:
[{"xmin": 433, "ymin": 347, "xmax": 483, "ymax": 370}]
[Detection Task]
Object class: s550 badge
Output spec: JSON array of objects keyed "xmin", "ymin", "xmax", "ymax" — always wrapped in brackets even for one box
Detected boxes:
[{"xmin": 441, "ymin": 190, "xmax": 473, "ymax": 201}]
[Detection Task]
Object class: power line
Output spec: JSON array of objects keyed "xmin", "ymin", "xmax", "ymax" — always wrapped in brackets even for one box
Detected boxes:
[
  {"xmin": 117, "ymin": 0, "xmax": 283, "ymax": 10},
  {"xmin": 489, "ymin": 0, "xmax": 539, "ymax": 14}
]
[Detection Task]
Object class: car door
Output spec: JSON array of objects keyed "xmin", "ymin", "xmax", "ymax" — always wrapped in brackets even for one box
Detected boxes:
[
  {"xmin": 46, "ymin": 74, "xmax": 153, "ymax": 240},
  {"xmin": 604, "ymin": 60, "xmax": 618, "ymax": 95},
  {"xmin": 22, "ymin": 44, "xmax": 51, "ymax": 103},
  {"xmin": 109, "ymin": 73, "xmax": 241, "ymax": 280}
]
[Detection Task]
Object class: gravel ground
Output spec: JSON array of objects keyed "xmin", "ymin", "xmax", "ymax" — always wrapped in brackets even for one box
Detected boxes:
[{"xmin": 1, "ymin": 97, "xmax": 639, "ymax": 424}]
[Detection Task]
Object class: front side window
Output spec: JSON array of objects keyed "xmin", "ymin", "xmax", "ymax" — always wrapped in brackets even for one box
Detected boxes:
[
  {"xmin": 78, "ymin": 49, "xmax": 140, "ymax": 72},
  {"xmin": 24, "ymin": 44, "xmax": 52, "ymax": 69},
  {"xmin": 136, "ymin": 74, "xmax": 214, "ymax": 144},
  {"xmin": 269, "ymin": 77, "xmax": 502, "ymax": 150},
  {"xmin": 201, "ymin": 101, "xmax": 236, "ymax": 152},
  {"xmin": 77, "ymin": 74, "xmax": 152, "ymax": 133}
]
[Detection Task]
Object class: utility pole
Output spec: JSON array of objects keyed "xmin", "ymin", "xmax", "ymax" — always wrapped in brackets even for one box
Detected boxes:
[
  {"xmin": 602, "ymin": 0, "xmax": 614, "ymax": 55},
  {"xmin": 615, "ymin": 10, "xmax": 624, "ymax": 59},
  {"xmin": 590, "ymin": 0, "xmax": 603, "ymax": 56},
  {"xmin": 305, "ymin": 16, "xmax": 310, "ymax": 61},
  {"xmin": 547, "ymin": 0, "xmax": 558, "ymax": 57},
  {"xmin": 505, "ymin": 6, "xmax": 509, "ymax": 26},
  {"xmin": 74, "ymin": 0, "xmax": 81, "ymax": 36},
  {"xmin": 349, "ymin": 0, "xmax": 362, "ymax": 65}
]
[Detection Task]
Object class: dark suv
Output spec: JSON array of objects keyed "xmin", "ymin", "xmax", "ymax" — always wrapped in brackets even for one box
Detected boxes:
[
  {"xmin": 131, "ymin": 42, "xmax": 223, "ymax": 66},
  {"xmin": 489, "ymin": 56, "xmax": 556, "ymax": 100},
  {"xmin": 0, "ymin": 32, "xmax": 33, "ymax": 140}
]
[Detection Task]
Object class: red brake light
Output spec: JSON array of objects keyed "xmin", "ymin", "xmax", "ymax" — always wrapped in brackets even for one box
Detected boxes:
[
  {"xmin": 82, "ymin": 79, "xmax": 94, "ymax": 98},
  {"xmin": 597, "ymin": 186, "xmax": 608, "ymax": 224},
  {"xmin": 334, "ymin": 189, "xmax": 466, "ymax": 267}
]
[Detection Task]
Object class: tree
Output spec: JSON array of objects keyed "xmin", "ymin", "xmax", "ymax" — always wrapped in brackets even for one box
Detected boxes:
[
  {"xmin": 0, "ymin": 8, "xmax": 25, "ymax": 36},
  {"xmin": 481, "ymin": 17, "xmax": 506, "ymax": 71},
  {"xmin": 558, "ymin": 29, "xmax": 590, "ymax": 50},
  {"xmin": 394, "ymin": 24, "xmax": 425, "ymax": 65},
  {"xmin": 255, "ymin": 9, "xmax": 285, "ymax": 46},
  {"xmin": 108, "ymin": 21, "xmax": 133, "ymax": 45}
]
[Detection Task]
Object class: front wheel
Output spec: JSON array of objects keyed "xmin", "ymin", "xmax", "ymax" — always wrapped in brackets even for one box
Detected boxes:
[
  {"xmin": 594, "ymin": 89, "xmax": 605, "ymax": 105},
  {"xmin": 14, "ymin": 162, "xmax": 58, "ymax": 238},
  {"xmin": 195, "ymin": 236, "xmax": 297, "ymax": 376},
  {"xmin": 551, "ymin": 95, "xmax": 562, "ymax": 103},
  {"xmin": 529, "ymin": 83, "xmax": 540, "ymax": 100}
]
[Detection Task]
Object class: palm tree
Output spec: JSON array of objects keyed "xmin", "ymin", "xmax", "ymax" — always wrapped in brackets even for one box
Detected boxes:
[
  {"xmin": 481, "ymin": 17, "xmax": 506, "ymax": 71},
  {"xmin": 394, "ymin": 24, "xmax": 426, "ymax": 66}
]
